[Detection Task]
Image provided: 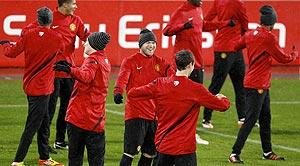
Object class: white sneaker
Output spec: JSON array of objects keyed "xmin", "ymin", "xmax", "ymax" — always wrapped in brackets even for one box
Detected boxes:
[
  {"xmin": 238, "ymin": 118, "xmax": 245, "ymax": 127},
  {"xmin": 195, "ymin": 134, "xmax": 209, "ymax": 145},
  {"xmin": 202, "ymin": 121, "xmax": 214, "ymax": 129},
  {"xmin": 255, "ymin": 122, "xmax": 260, "ymax": 128}
]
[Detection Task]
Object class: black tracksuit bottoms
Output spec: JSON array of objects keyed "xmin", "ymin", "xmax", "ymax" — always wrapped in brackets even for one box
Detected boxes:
[
  {"xmin": 48, "ymin": 78, "xmax": 74, "ymax": 143},
  {"xmin": 67, "ymin": 123, "xmax": 105, "ymax": 166},
  {"xmin": 232, "ymin": 88, "xmax": 272, "ymax": 155},
  {"xmin": 203, "ymin": 50, "xmax": 246, "ymax": 121},
  {"xmin": 14, "ymin": 95, "xmax": 50, "ymax": 162}
]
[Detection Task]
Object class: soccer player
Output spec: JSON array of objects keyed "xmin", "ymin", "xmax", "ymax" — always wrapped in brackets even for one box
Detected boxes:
[
  {"xmin": 54, "ymin": 32, "xmax": 110, "ymax": 166},
  {"xmin": 202, "ymin": 0, "xmax": 248, "ymax": 128},
  {"xmin": 1, "ymin": 7, "xmax": 64, "ymax": 166},
  {"xmin": 114, "ymin": 29, "xmax": 171, "ymax": 166},
  {"xmin": 228, "ymin": 5, "xmax": 298, "ymax": 164},
  {"xmin": 128, "ymin": 50, "xmax": 230, "ymax": 166},
  {"xmin": 162, "ymin": 0, "xmax": 234, "ymax": 144},
  {"xmin": 48, "ymin": 0, "xmax": 90, "ymax": 151}
]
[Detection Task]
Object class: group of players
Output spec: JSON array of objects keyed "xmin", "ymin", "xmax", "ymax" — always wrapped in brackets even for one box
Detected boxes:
[{"xmin": 0, "ymin": 0, "xmax": 298, "ymax": 166}]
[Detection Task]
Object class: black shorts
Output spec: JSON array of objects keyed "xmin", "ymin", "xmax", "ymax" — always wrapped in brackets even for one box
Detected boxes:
[
  {"xmin": 156, "ymin": 152, "xmax": 197, "ymax": 166},
  {"xmin": 123, "ymin": 118, "xmax": 157, "ymax": 156}
]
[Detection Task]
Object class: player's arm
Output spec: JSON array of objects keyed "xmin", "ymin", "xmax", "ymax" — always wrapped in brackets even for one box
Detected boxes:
[
  {"xmin": 235, "ymin": 1, "xmax": 248, "ymax": 35},
  {"xmin": 77, "ymin": 17, "xmax": 90, "ymax": 42},
  {"xmin": 2, "ymin": 35, "xmax": 26, "ymax": 58},
  {"xmin": 70, "ymin": 57, "xmax": 99, "ymax": 84},
  {"xmin": 204, "ymin": 0, "xmax": 217, "ymax": 21},
  {"xmin": 127, "ymin": 79, "xmax": 157, "ymax": 100},
  {"xmin": 195, "ymin": 85, "xmax": 230, "ymax": 111},
  {"xmin": 234, "ymin": 35, "xmax": 246, "ymax": 51},
  {"xmin": 163, "ymin": 11, "xmax": 189, "ymax": 36},
  {"xmin": 266, "ymin": 36, "xmax": 297, "ymax": 63},
  {"xmin": 113, "ymin": 58, "xmax": 131, "ymax": 95}
]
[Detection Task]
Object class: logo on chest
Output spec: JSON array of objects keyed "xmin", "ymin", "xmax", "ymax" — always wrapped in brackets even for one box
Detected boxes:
[
  {"xmin": 69, "ymin": 23, "xmax": 76, "ymax": 31},
  {"xmin": 154, "ymin": 64, "xmax": 161, "ymax": 72}
]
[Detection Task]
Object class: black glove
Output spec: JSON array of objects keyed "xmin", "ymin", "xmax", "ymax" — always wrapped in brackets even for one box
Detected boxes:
[
  {"xmin": 183, "ymin": 21, "xmax": 193, "ymax": 30},
  {"xmin": 0, "ymin": 40, "xmax": 10, "ymax": 45},
  {"xmin": 228, "ymin": 19, "xmax": 236, "ymax": 27},
  {"xmin": 55, "ymin": 60, "xmax": 72, "ymax": 67},
  {"xmin": 54, "ymin": 63, "xmax": 71, "ymax": 73},
  {"xmin": 114, "ymin": 93, "xmax": 123, "ymax": 104}
]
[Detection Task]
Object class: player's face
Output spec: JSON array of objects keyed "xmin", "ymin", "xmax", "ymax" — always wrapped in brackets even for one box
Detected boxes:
[
  {"xmin": 140, "ymin": 41, "xmax": 156, "ymax": 56},
  {"xmin": 189, "ymin": 0, "xmax": 202, "ymax": 7},
  {"xmin": 64, "ymin": 0, "xmax": 78, "ymax": 15},
  {"xmin": 84, "ymin": 40, "xmax": 93, "ymax": 55}
]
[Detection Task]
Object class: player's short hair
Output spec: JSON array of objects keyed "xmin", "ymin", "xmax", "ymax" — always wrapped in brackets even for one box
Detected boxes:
[
  {"xmin": 58, "ymin": 0, "xmax": 73, "ymax": 7},
  {"xmin": 175, "ymin": 50, "xmax": 194, "ymax": 71},
  {"xmin": 37, "ymin": 7, "xmax": 53, "ymax": 26}
]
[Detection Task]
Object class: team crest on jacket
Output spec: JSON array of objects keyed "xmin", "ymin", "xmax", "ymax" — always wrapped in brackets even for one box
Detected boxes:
[
  {"xmin": 69, "ymin": 23, "xmax": 76, "ymax": 31},
  {"xmin": 174, "ymin": 81, "xmax": 179, "ymax": 86},
  {"xmin": 221, "ymin": 53, "xmax": 227, "ymax": 59},
  {"xmin": 104, "ymin": 58, "xmax": 109, "ymax": 64},
  {"xmin": 39, "ymin": 32, "xmax": 44, "ymax": 36},
  {"xmin": 154, "ymin": 64, "xmax": 160, "ymax": 72}
]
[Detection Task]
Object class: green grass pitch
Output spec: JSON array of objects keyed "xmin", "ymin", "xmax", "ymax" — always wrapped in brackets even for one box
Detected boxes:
[{"xmin": 0, "ymin": 79, "xmax": 299, "ymax": 166}]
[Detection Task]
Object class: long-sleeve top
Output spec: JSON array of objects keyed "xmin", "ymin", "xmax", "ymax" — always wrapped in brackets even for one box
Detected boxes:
[
  {"xmin": 128, "ymin": 75, "xmax": 230, "ymax": 155},
  {"xmin": 66, "ymin": 51, "xmax": 111, "ymax": 133},
  {"xmin": 234, "ymin": 27, "xmax": 296, "ymax": 89},
  {"xmin": 52, "ymin": 9, "xmax": 90, "ymax": 78},
  {"xmin": 3, "ymin": 26, "xmax": 64, "ymax": 96},
  {"xmin": 21, "ymin": 10, "xmax": 90, "ymax": 78},
  {"xmin": 114, "ymin": 52, "xmax": 171, "ymax": 121},
  {"xmin": 205, "ymin": 0, "xmax": 248, "ymax": 52},
  {"xmin": 163, "ymin": 1, "xmax": 228, "ymax": 69}
]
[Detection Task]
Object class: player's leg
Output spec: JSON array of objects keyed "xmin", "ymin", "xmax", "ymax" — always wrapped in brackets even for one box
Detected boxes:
[
  {"xmin": 120, "ymin": 119, "xmax": 145, "ymax": 166},
  {"xmin": 138, "ymin": 120, "xmax": 157, "ymax": 166}
]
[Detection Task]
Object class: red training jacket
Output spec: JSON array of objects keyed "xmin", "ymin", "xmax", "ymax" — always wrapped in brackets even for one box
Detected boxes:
[
  {"xmin": 128, "ymin": 75, "xmax": 230, "ymax": 155},
  {"xmin": 66, "ymin": 51, "xmax": 111, "ymax": 133},
  {"xmin": 235, "ymin": 27, "xmax": 297, "ymax": 89},
  {"xmin": 52, "ymin": 9, "xmax": 90, "ymax": 78},
  {"xmin": 3, "ymin": 26, "xmax": 64, "ymax": 96},
  {"xmin": 205, "ymin": 0, "xmax": 248, "ymax": 52},
  {"xmin": 114, "ymin": 52, "xmax": 171, "ymax": 121},
  {"xmin": 163, "ymin": 1, "xmax": 229, "ymax": 69}
]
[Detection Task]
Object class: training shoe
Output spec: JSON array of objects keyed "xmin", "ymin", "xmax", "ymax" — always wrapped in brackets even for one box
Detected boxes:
[
  {"xmin": 202, "ymin": 120, "xmax": 214, "ymax": 129},
  {"xmin": 195, "ymin": 134, "xmax": 209, "ymax": 145},
  {"xmin": 237, "ymin": 118, "xmax": 245, "ymax": 127},
  {"xmin": 262, "ymin": 152, "xmax": 285, "ymax": 160},
  {"xmin": 53, "ymin": 141, "xmax": 68, "ymax": 150},
  {"xmin": 48, "ymin": 145, "xmax": 57, "ymax": 154},
  {"xmin": 38, "ymin": 158, "xmax": 64, "ymax": 166},
  {"xmin": 255, "ymin": 122, "xmax": 260, "ymax": 128},
  {"xmin": 228, "ymin": 154, "xmax": 244, "ymax": 164},
  {"xmin": 11, "ymin": 162, "xmax": 25, "ymax": 166}
]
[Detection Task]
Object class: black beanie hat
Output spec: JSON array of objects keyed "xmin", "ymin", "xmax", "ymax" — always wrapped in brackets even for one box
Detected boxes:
[
  {"xmin": 37, "ymin": 7, "xmax": 53, "ymax": 26},
  {"xmin": 88, "ymin": 32, "xmax": 110, "ymax": 51},
  {"xmin": 138, "ymin": 28, "xmax": 157, "ymax": 48},
  {"xmin": 260, "ymin": 5, "xmax": 277, "ymax": 26}
]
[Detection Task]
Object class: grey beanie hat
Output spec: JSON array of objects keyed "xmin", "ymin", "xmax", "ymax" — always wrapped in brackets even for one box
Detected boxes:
[
  {"xmin": 138, "ymin": 29, "xmax": 157, "ymax": 48},
  {"xmin": 37, "ymin": 7, "xmax": 53, "ymax": 26},
  {"xmin": 260, "ymin": 5, "xmax": 277, "ymax": 26},
  {"xmin": 88, "ymin": 32, "xmax": 110, "ymax": 51}
]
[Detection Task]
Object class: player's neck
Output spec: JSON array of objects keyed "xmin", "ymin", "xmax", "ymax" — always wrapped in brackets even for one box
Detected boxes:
[{"xmin": 176, "ymin": 70, "xmax": 189, "ymax": 77}]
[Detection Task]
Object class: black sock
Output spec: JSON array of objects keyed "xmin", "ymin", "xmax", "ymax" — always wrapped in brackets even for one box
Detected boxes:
[
  {"xmin": 120, "ymin": 154, "xmax": 133, "ymax": 166},
  {"xmin": 138, "ymin": 154, "xmax": 153, "ymax": 166}
]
